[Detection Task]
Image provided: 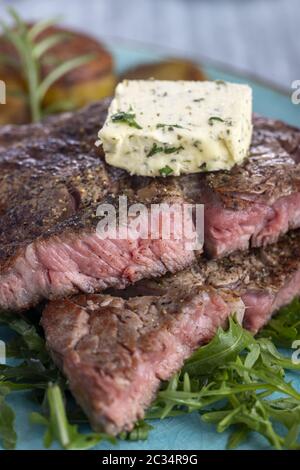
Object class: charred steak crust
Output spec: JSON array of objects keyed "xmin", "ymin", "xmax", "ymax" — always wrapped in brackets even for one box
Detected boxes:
[
  {"xmin": 202, "ymin": 115, "xmax": 300, "ymax": 209},
  {"xmin": 0, "ymin": 100, "xmax": 121, "ymax": 251},
  {"xmin": 0, "ymin": 101, "xmax": 111, "ymax": 150},
  {"xmin": 42, "ymin": 229, "xmax": 300, "ymax": 435}
]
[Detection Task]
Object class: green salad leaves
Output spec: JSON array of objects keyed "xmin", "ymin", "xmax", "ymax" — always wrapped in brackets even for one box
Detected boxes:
[
  {"xmin": 1, "ymin": 302, "xmax": 300, "ymax": 450},
  {"xmin": 148, "ymin": 319, "xmax": 300, "ymax": 449},
  {"xmin": 0, "ymin": 386, "xmax": 17, "ymax": 449},
  {"xmin": 30, "ymin": 384, "xmax": 115, "ymax": 450},
  {"xmin": 258, "ymin": 297, "xmax": 300, "ymax": 347}
]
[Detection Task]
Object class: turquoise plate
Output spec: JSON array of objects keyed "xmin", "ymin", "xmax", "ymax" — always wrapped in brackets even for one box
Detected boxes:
[{"xmin": 1, "ymin": 42, "xmax": 300, "ymax": 450}]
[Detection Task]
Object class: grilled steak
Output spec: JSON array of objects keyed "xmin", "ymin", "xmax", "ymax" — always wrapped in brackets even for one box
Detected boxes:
[
  {"xmin": 42, "ymin": 229, "xmax": 300, "ymax": 435},
  {"xmin": 180, "ymin": 115, "xmax": 300, "ymax": 257},
  {"xmin": 145, "ymin": 229, "xmax": 300, "ymax": 333},
  {"xmin": 42, "ymin": 288, "xmax": 244, "ymax": 435},
  {"xmin": 0, "ymin": 100, "xmax": 198, "ymax": 312},
  {"xmin": 1, "ymin": 100, "xmax": 300, "ymax": 312},
  {"xmin": 0, "ymin": 101, "xmax": 108, "ymax": 150}
]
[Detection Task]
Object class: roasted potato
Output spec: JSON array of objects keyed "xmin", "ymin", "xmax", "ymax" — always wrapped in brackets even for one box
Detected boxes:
[
  {"xmin": 0, "ymin": 24, "xmax": 116, "ymax": 124},
  {"xmin": 120, "ymin": 58, "xmax": 207, "ymax": 82},
  {"xmin": 39, "ymin": 26, "xmax": 116, "ymax": 111}
]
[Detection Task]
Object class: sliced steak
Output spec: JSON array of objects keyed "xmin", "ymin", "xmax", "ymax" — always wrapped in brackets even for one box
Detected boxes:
[
  {"xmin": 42, "ymin": 229, "xmax": 300, "ymax": 435},
  {"xmin": 139, "ymin": 228, "xmax": 300, "ymax": 333},
  {"xmin": 184, "ymin": 115, "xmax": 300, "ymax": 257},
  {"xmin": 1, "ymin": 100, "xmax": 300, "ymax": 311},
  {"xmin": 42, "ymin": 288, "xmax": 244, "ymax": 435},
  {"xmin": 211, "ymin": 230, "xmax": 300, "ymax": 332}
]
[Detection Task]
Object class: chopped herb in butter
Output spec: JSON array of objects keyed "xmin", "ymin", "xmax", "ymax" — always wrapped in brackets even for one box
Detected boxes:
[
  {"xmin": 111, "ymin": 111, "xmax": 142, "ymax": 129},
  {"xmin": 147, "ymin": 143, "xmax": 164, "ymax": 157},
  {"xmin": 159, "ymin": 165, "xmax": 173, "ymax": 176},
  {"xmin": 147, "ymin": 143, "xmax": 184, "ymax": 157},
  {"xmin": 156, "ymin": 123, "xmax": 185, "ymax": 130},
  {"xmin": 208, "ymin": 116, "xmax": 225, "ymax": 125}
]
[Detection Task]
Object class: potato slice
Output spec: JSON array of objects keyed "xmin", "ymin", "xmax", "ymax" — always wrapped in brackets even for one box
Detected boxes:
[
  {"xmin": 119, "ymin": 58, "xmax": 207, "ymax": 82},
  {"xmin": 39, "ymin": 26, "xmax": 116, "ymax": 110},
  {"xmin": 0, "ymin": 25, "xmax": 116, "ymax": 124}
]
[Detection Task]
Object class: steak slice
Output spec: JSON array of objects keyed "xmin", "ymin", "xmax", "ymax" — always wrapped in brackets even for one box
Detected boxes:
[
  {"xmin": 150, "ymin": 228, "xmax": 300, "ymax": 333},
  {"xmin": 0, "ymin": 102, "xmax": 197, "ymax": 312},
  {"xmin": 186, "ymin": 115, "xmax": 300, "ymax": 257},
  {"xmin": 42, "ymin": 288, "xmax": 244, "ymax": 435},
  {"xmin": 42, "ymin": 229, "xmax": 300, "ymax": 435},
  {"xmin": 0, "ymin": 185, "xmax": 196, "ymax": 312}
]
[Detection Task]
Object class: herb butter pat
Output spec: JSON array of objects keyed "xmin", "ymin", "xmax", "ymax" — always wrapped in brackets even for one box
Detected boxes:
[{"xmin": 97, "ymin": 80, "xmax": 253, "ymax": 176}]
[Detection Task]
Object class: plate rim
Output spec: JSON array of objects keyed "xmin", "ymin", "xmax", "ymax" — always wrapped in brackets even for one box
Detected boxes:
[{"xmin": 94, "ymin": 33, "xmax": 292, "ymax": 97}]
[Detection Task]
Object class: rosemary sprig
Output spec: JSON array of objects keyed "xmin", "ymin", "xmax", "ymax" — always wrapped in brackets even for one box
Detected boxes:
[{"xmin": 0, "ymin": 7, "xmax": 95, "ymax": 122}]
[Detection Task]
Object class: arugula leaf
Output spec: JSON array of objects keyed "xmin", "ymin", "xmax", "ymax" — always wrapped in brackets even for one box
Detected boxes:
[
  {"xmin": 0, "ymin": 386, "xmax": 17, "ymax": 449},
  {"xmin": 30, "ymin": 384, "xmax": 115, "ymax": 450},
  {"xmin": 148, "ymin": 318, "xmax": 300, "ymax": 449},
  {"xmin": 119, "ymin": 420, "xmax": 153, "ymax": 441},
  {"xmin": 0, "ymin": 312, "xmax": 61, "ymax": 390},
  {"xmin": 227, "ymin": 425, "xmax": 250, "ymax": 449},
  {"xmin": 0, "ymin": 360, "xmax": 61, "ymax": 386},
  {"xmin": 258, "ymin": 297, "xmax": 300, "ymax": 347},
  {"xmin": 201, "ymin": 397, "xmax": 284, "ymax": 450},
  {"xmin": 183, "ymin": 317, "xmax": 254, "ymax": 376},
  {"xmin": 0, "ymin": 312, "xmax": 65, "ymax": 449},
  {"xmin": 0, "ymin": 314, "xmax": 48, "ymax": 363}
]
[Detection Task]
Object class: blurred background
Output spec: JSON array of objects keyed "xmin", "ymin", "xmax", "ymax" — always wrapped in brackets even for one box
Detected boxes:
[
  {"xmin": 1, "ymin": 0, "xmax": 298, "ymax": 89},
  {"xmin": 0, "ymin": 0, "xmax": 299, "ymax": 124}
]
